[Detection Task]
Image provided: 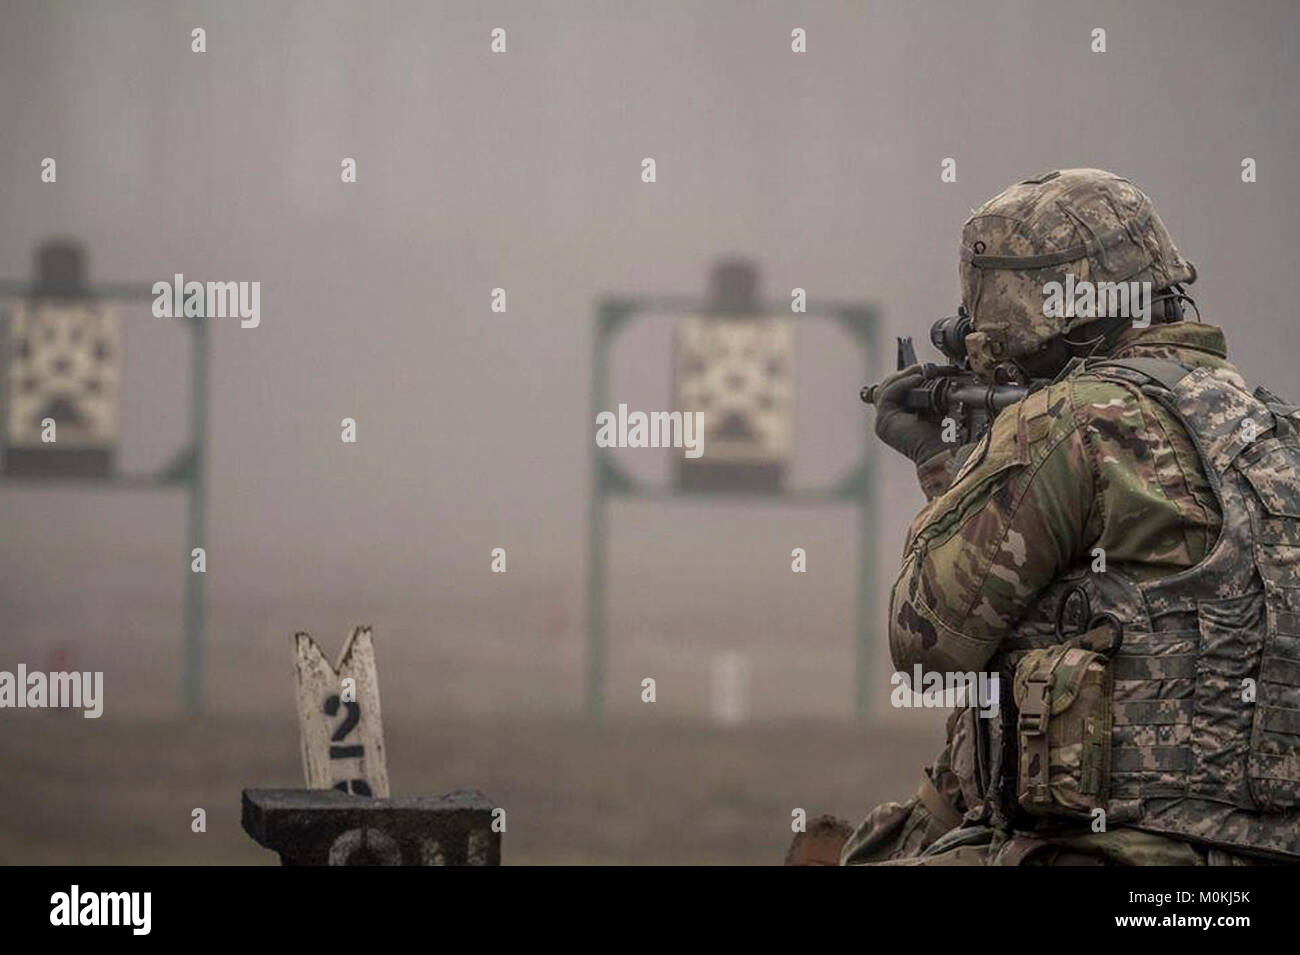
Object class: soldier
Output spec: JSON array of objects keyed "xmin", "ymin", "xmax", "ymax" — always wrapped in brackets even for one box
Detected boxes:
[{"xmin": 845, "ymin": 168, "xmax": 1300, "ymax": 865}]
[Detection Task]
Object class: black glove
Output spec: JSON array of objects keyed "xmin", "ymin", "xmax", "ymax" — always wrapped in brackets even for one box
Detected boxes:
[{"xmin": 873, "ymin": 365, "xmax": 949, "ymax": 465}]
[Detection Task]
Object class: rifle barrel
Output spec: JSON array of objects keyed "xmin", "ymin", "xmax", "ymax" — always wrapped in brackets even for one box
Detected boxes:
[
  {"xmin": 945, "ymin": 382, "xmax": 1027, "ymax": 410},
  {"xmin": 860, "ymin": 380, "xmax": 1027, "ymax": 411}
]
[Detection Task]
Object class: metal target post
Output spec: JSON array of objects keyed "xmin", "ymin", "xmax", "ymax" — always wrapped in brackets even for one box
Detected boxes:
[
  {"xmin": 182, "ymin": 315, "xmax": 208, "ymax": 713},
  {"xmin": 0, "ymin": 240, "xmax": 209, "ymax": 714},
  {"xmin": 586, "ymin": 261, "xmax": 879, "ymax": 724}
]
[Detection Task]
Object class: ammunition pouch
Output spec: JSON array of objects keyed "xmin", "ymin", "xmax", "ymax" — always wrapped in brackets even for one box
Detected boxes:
[{"xmin": 1013, "ymin": 621, "xmax": 1117, "ymax": 819}]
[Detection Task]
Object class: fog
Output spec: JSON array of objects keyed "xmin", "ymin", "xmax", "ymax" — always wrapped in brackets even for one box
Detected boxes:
[{"xmin": 2, "ymin": 0, "xmax": 1297, "ymax": 721}]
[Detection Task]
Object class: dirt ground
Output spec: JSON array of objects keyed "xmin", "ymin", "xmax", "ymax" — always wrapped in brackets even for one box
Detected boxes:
[{"xmin": 0, "ymin": 711, "xmax": 940, "ymax": 865}]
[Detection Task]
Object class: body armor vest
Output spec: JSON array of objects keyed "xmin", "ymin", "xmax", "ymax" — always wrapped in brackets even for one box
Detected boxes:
[{"xmin": 983, "ymin": 356, "xmax": 1300, "ymax": 859}]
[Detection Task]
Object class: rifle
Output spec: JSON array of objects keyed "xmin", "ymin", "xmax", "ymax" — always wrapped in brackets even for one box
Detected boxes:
[{"xmin": 860, "ymin": 310, "xmax": 1036, "ymax": 446}]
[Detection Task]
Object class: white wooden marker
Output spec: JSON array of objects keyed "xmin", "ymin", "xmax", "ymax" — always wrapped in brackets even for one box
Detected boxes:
[{"xmin": 294, "ymin": 626, "xmax": 390, "ymax": 798}]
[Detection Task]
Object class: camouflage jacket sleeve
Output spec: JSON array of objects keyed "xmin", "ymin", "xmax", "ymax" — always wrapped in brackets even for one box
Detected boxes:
[
  {"xmin": 889, "ymin": 373, "xmax": 1220, "ymax": 673},
  {"xmin": 889, "ymin": 381, "xmax": 1094, "ymax": 673},
  {"xmin": 915, "ymin": 445, "xmax": 971, "ymax": 501}
]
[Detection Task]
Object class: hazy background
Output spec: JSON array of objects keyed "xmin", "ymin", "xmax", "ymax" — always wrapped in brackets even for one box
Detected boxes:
[{"xmin": 1, "ymin": 0, "xmax": 1297, "ymax": 864}]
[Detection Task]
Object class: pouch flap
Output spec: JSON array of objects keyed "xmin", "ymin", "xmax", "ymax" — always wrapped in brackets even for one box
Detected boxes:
[
  {"xmin": 1238, "ymin": 443, "xmax": 1300, "ymax": 518},
  {"xmin": 1014, "ymin": 646, "xmax": 1104, "ymax": 716}
]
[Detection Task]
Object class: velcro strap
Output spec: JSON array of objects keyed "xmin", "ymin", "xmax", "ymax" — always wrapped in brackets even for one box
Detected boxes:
[
  {"xmin": 1111, "ymin": 746, "xmax": 1191, "ymax": 773},
  {"xmin": 1250, "ymin": 751, "xmax": 1300, "ymax": 782},
  {"xmin": 1273, "ymin": 615, "xmax": 1300, "ymax": 639},
  {"xmin": 916, "ymin": 773, "xmax": 963, "ymax": 832},
  {"xmin": 1090, "ymin": 356, "xmax": 1194, "ymax": 393},
  {"xmin": 1112, "ymin": 654, "xmax": 1196, "ymax": 680},
  {"xmin": 1258, "ymin": 704, "xmax": 1300, "ymax": 736},
  {"xmin": 1019, "ymin": 676, "xmax": 1053, "ymax": 805},
  {"xmin": 1018, "ymin": 677, "xmax": 1051, "ymax": 735},
  {"xmin": 1261, "ymin": 655, "xmax": 1300, "ymax": 686},
  {"xmin": 1111, "ymin": 699, "xmax": 1194, "ymax": 726}
]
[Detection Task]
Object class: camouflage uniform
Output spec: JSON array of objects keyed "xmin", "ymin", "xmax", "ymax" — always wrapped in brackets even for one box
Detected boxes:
[{"xmin": 846, "ymin": 169, "xmax": 1300, "ymax": 865}]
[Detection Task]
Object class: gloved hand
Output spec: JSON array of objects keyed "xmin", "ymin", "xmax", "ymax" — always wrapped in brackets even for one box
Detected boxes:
[{"xmin": 873, "ymin": 365, "xmax": 950, "ymax": 465}]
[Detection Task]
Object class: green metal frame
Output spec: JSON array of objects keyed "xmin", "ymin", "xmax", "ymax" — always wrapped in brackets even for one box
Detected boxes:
[
  {"xmin": 587, "ymin": 297, "xmax": 879, "ymax": 723},
  {"xmin": 0, "ymin": 281, "xmax": 209, "ymax": 714}
]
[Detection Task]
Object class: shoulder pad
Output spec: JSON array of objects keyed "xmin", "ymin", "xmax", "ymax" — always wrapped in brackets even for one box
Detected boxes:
[{"xmin": 1016, "ymin": 382, "xmax": 1071, "ymax": 453}]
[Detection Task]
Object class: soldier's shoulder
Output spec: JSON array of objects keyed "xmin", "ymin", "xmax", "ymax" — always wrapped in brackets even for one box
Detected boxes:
[
  {"xmin": 1057, "ymin": 364, "xmax": 1151, "ymax": 421},
  {"xmin": 1018, "ymin": 378, "xmax": 1078, "ymax": 419},
  {"xmin": 1009, "ymin": 379, "xmax": 1088, "ymax": 448},
  {"xmin": 951, "ymin": 380, "xmax": 1083, "ymax": 485}
]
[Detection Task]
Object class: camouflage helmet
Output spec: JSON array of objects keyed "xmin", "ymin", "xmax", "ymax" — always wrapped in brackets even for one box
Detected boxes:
[{"xmin": 960, "ymin": 168, "xmax": 1196, "ymax": 380}]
